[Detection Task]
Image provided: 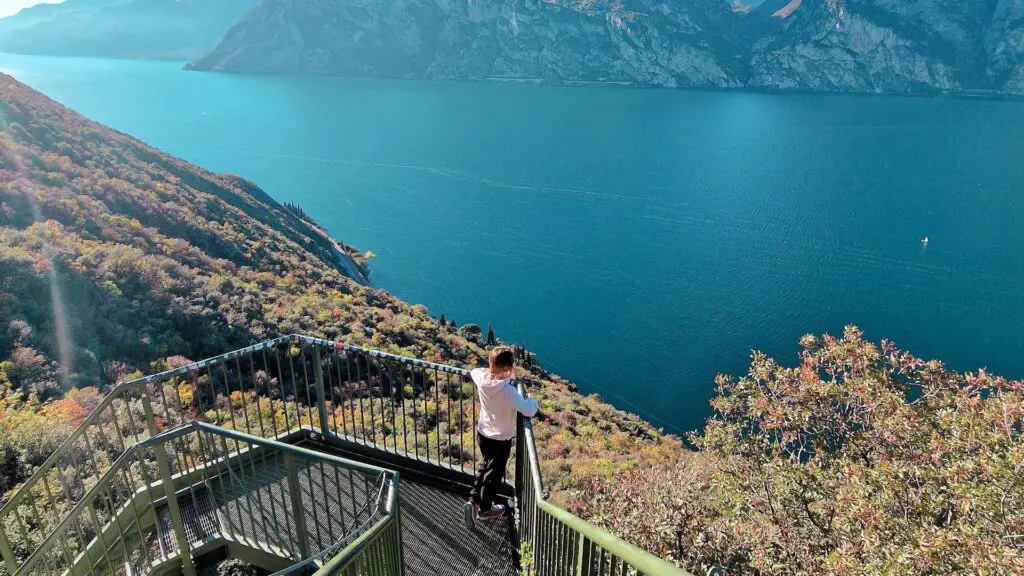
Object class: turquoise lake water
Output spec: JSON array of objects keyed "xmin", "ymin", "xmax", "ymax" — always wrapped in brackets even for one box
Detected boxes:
[{"xmin": 2, "ymin": 54, "xmax": 1022, "ymax": 434}]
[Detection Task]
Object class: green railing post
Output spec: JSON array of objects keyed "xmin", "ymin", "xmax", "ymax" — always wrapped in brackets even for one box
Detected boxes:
[
  {"xmin": 575, "ymin": 535, "xmax": 591, "ymax": 575},
  {"xmin": 313, "ymin": 346, "xmax": 331, "ymax": 438},
  {"xmin": 143, "ymin": 395, "xmax": 197, "ymax": 576},
  {"xmin": 392, "ymin": 475, "xmax": 404, "ymax": 575},
  {"xmin": 0, "ymin": 524, "xmax": 19, "ymax": 575},
  {"xmin": 285, "ymin": 453, "xmax": 311, "ymax": 559}
]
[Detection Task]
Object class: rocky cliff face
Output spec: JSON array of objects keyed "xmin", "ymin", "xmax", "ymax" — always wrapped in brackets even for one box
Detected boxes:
[
  {"xmin": 987, "ymin": 0, "xmax": 1024, "ymax": 92},
  {"xmin": 188, "ymin": 0, "xmax": 747, "ymax": 88},
  {"xmin": 748, "ymin": 0, "xmax": 999, "ymax": 93},
  {"xmin": 9, "ymin": 0, "xmax": 1013, "ymax": 95}
]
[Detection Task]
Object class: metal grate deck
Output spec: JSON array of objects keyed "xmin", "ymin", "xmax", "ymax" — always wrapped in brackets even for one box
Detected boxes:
[
  {"xmin": 304, "ymin": 441, "xmax": 519, "ymax": 576},
  {"xmin": 154, "ymin": 484, "xmax": 220, "ymax": 558}
]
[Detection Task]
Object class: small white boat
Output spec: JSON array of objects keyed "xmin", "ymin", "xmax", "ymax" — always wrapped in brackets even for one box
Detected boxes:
[
  {"xmin": 921, "ymin": 236, "xmax": 929, "ymax": 247},
  {"xmin": 201, "ymin": 111, "xmax": 207, "ymax": 118}
]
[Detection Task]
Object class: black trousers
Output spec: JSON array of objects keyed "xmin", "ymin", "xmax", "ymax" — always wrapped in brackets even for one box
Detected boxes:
[{"xmin": 470, "ymin": 432, "xmax": 512, "ymax": 510}]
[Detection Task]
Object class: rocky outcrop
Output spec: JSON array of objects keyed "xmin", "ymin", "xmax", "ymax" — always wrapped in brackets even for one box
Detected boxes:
[
  {"xmin": 748, "ymin": 0, "xmax": 998, "ymax": 93},
  {"xmin": 987, "ymin": 0, "xmax": 1024, "ymax": 92},
  {"xmin": 187, "ymin": 0, "xmax": 747, "ymax": 88}
]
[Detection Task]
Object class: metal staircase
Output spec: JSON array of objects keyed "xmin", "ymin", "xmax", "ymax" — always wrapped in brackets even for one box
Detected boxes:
[{"xmin": 0, "ymin": 335, "xmax": 694, "ymax": 576}]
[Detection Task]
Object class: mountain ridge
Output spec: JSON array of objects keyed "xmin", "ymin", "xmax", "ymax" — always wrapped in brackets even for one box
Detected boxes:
[
  {"xmin": 184, "ymin": 0, "xmax": 1024, "ymax": 95},
  {"xmin": 0, "ymin": 0, "xmax": 261, "ymax": 60}
]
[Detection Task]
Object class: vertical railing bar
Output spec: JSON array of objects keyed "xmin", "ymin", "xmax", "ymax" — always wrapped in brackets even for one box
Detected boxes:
[
  {"xmin": 262, "ymin": 348, "xmax": 281, "ymax": 439},
  {"xmin": 275, "ymin": 450, "xmax": 296, "ymax": 559},
  {"xmin": 203, "ymin": 365, "xmax": 241, "ymax": 538},
  {"xmin": 40, "ymin": 475, "xmax": 77, "ymax": 568},
  {"xmin": 216, "ymin": 361, "xmax": 238, "ymax": 430},
  {"xmin": 300, "ymin": 344, "xmax": 316, "ymax": 432},
  {"xmin": 242, "ymin": 436, "xmax": 275, "ymax": 553},
  {"xmin": 457, "ymin": 373, "xmax": 466, "ymax": 472},
  {"xmin": 122, "ymin": 389, "xmax": 144, "ymax": 447},
  {"xmin": 22, "ymin": 488, "xmax": 48, "ymax": 553},
  {"xmin": 432, "ymin": 367, "xmax": 441, "ymax": 466},
  {"xmin": 86, "ymin": 502, "xmax": 117, "ymax": 575},
  {"xmin": 260, "ymin": 447, "xmax": 286, "ymax": 553},
  {"xmin": 327, "ymin": 459, "xmax": 351, "ymax": 540},
  {"xmin": 409, "ymin": 366, "xmax": 421, "ymax": 459},
  {"xmin": 575, "ymin": 534, "xmax": 587, "ymax": 576},
  {"xmin": 131, "ymin": 447, "xmax": 167, "ymax": 562},
  {"xmin": 341, "ymin": 351, "xmax": 355, "ymax": 441},
  {"xmin": 275, "ymin": 346, "xmax": 292, "ymax": 434},
  {"xmin": 539, "ymin": 511, "xmax": 550, "ymax": 575},
  {"xmin": 145, "ymin": 398, "xmax": 196, "ymax": 576},
  {"xmin": 283, "ymin": 453, "xmax": 310, "ymax": 560},
  {"xmin": 318, "ymin": 459, "xmax": 344, "ymax": 542},
  {"xmin": 219, "ymin": 433, "xmax": 258, "ymax": 545},
  {"xmin": 248, "ymin": 350, "xmax": 267, "ymax": 438},
  {"xmin": 198, "ymin": 430, "xmax": 236, "ymax": 545},
  {"xmin": 313, "ymin": 346, "xmax": 331, "ymax": 438},
  {"xmin": 286, "ymin": 345, "xmax": 304, "ymax": 434},
  {"xmin": 8, "ymin": 506, "xmax": 31, "ymax": 563},
  {"xmin": 117, "ymin": 460, "xmax": 153, "ymax": 571},
  {"xmin": 304, "ymin": 458, "xmax": 334, "ymax": 542},
  {"xmin": 232, "ymin": 359, "xmax": 272, "ymax": 550},
  {"xmin": 72, "ymin": 516, "xmax": 100, "ymax": 576},
  {"xmin": 65, "ymin": 441, "xmax": 86, "ymax": 500},
  {"xmin": 327, "ymin": 348, "xmax": 341, "ymax": 437},
  {"xmin": 557, "ymin": 518, "xmax": 568, "ymax": 576},
  {"xmin": 155, "ymin": 381, "xmax": 188, "ymax": 476},
  {"xmin": 567, "ymin": 523, "xmax": 576, "ymax": 576},
  {"xmin": 175, "ymin": 431, "xmax": 206, "ymax": 551},
  {"xmin": 98, "ymin": 466, "xmax": 133, "ymax": 574},
  {"xmin": 395, "ymin": 362, "xmax": 409, "ymax": 454},
  {"xmin": 299, "ymin": 455, "xmax": 326, "ymax": 550},
  {"xmin": 361, "ymin": 354, "xmax": 375, "ymax": 447},
  {"xmin": 445, "ymin": 370, "xmax": 454, "ymax": 471},
  {"xmin": 471, "ymin": 373, "xmax": 478, "ymax": 468},
  {"xmin": 384, "ymin": 358, "xmax": 400, "ymax": 454},
  {"xmin": 235, "ymin": 356, "xmax": 254, "ymax": 436}
]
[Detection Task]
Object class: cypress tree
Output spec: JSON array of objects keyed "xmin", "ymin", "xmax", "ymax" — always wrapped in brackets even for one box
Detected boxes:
[{"xmin": 486, "ymin": 323, "xmax": 495, "ymax": 346}]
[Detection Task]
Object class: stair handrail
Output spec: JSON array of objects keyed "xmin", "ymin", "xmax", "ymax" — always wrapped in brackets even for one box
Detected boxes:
[
  {"xmin": 515, "ymin": 382, "xmax": 693, "ymax": 576},
  {"xmin": 12, "ymin": 420, "xmax": 400, "ymax": 576}
]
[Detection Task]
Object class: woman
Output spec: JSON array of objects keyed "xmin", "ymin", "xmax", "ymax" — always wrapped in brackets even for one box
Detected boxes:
[{"xmin": 466, "ymin": 346, "xmax": 539, "ymax": 523}]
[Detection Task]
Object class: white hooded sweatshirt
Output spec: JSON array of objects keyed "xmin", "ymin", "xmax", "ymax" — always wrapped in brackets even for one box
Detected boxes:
[{"xmin": 471, "ymin": 367, "xmax": 539, "ymax": 441}]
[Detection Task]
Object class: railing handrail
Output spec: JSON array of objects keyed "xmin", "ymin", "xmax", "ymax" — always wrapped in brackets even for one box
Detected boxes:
[
  {"xmin": 517, "ymin": 382, "xmax": 547, "ymax": 499},
  {"xmin": 1, "ymin": 333, "xmax": 465, "ymax": 516},
  {"xmin": 515, "ymin": 386, "xmax": 692, "ymax": 575},
  {"xmin": 13, "ymin": 420, "xmax": 399, "ymax": 576}
]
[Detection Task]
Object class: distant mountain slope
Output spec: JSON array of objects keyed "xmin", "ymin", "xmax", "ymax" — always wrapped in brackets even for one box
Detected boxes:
[
  {"xmin": 987, "ymin": 0, "xmax": 1024, "ymax": 92},
  {"xmin": 0, "ymin": 0, "xmax": 260, "ymax": 60},
  {"xmin": 747, "ymin": 0, "xmax": 999, "ymax": 93},
  {"xmin": 187, "ymin": 0, "xmax": 1024, "ymax": 95},
  {"xmin": 187, "ymin": 0, "xmax": 747, "ymax": 88}
]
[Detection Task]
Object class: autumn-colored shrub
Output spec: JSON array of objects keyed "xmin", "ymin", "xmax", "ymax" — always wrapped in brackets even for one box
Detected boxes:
[{"xmin": 577, "ymin": 327, "xmax": 1024, "ymax": 575}]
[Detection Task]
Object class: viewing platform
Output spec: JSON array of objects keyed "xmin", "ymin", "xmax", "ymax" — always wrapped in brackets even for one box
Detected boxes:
[{"xmin": 0, "ymin": 335, "xmax": 694, "ymax": 576}]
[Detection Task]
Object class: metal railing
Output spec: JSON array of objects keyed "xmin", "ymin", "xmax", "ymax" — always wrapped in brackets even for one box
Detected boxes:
[
  {"xmin": 514, "ymin": 383, "xmax": 692, "ymax": 576},
  {"xmin": 0, "ymin": 335, "xmax": 479, "ymax": 575},
  {"xmin": 5, "ymin": 421, "xmax": 397, "ymax": 576},
  {"xmin": 1, "ymin": 335, "xmax": 699, "ymax": 576}
]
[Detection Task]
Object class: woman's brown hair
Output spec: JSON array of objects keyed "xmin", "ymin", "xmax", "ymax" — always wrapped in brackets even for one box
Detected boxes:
[{"xmin": 488, "ymin": 346, "xmax": 515, "ymax": 379}]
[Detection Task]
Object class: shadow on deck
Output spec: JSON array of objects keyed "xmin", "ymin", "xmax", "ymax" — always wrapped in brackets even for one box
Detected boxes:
[{"xmin": 304, "ymin": 440, "xmax": 519, "ymax": 576}]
